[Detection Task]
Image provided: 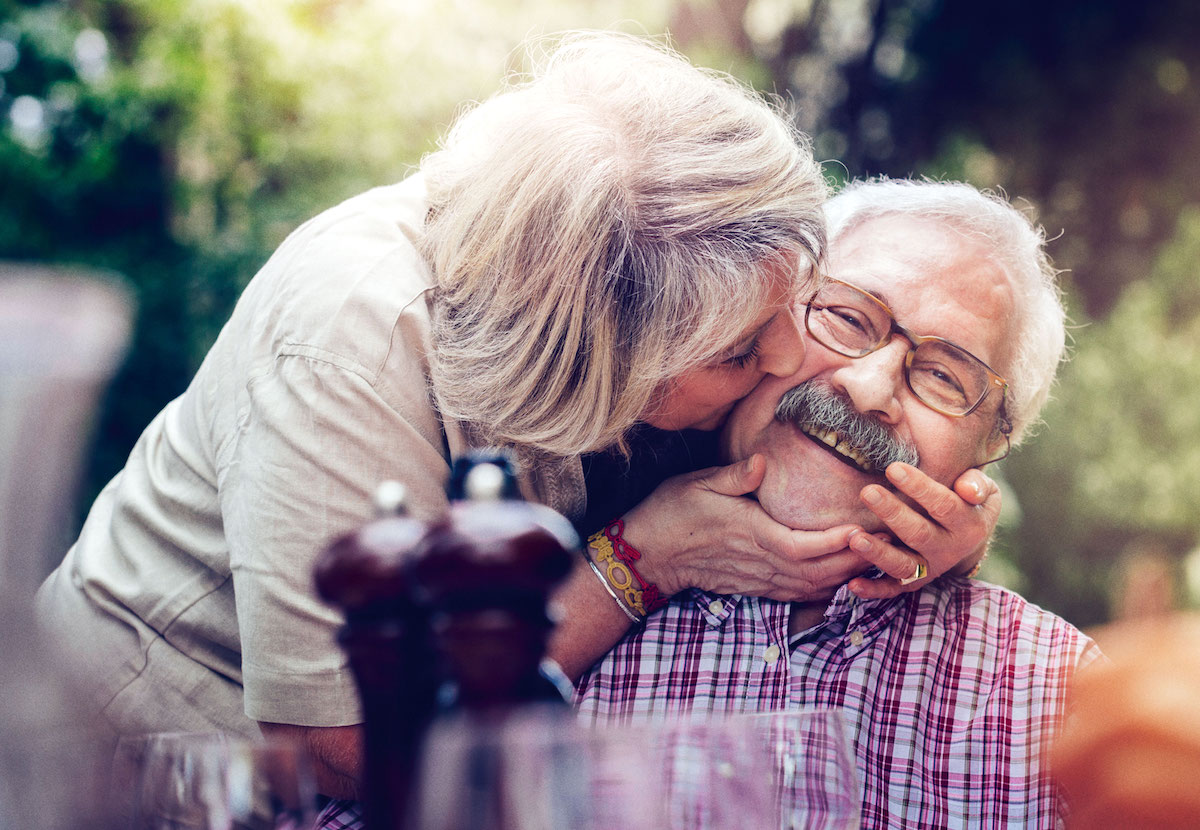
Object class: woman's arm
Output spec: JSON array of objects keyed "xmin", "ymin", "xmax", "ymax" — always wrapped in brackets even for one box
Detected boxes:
[{"xmin": 548, "ymin": 454, "xmax": 1001, "ymax": 681}]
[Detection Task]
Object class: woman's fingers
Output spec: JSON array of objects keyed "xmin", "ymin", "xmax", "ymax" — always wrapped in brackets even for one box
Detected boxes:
[
  {"xmin": 760, "ymin": 550, "xmax": 867, "ymax": 601},
  {"xmin": 848, "ymin": 530, "xmax": 925, "ymax": 580},
  {"xmin": 952, "ymin": 468, "xmax": 1000, "ymax": 506},
  {"xmin": 859, "ymin": 464, "xmax": 1000, "ymax": 576},
  {"xmin": 882, "ymin": 463, "xmax": 1001, "ymax": 536},
  {"xmin": 775, "ymin": 523, "xmax": 858, "ymax": 560},
  {"xmin": 698, "ymin": 454, "xmax": 766, "ymax": 498},
  {"xmin": 852, "ymin": 463, "xmax": 1003, "ymax": 591},
  {"xmin": 842, "ymin": 531, "xmax": 928, "ymax": 600}
]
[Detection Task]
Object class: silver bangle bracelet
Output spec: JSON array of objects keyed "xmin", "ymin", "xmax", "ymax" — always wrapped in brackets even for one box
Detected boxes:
[{"xmin": 581, "ymin": 546, "xmax": 642, "ymax": 624}]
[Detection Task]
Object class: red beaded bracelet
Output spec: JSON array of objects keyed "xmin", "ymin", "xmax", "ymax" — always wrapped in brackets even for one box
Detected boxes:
[{"xmin": 587, "ymin": 518, "xmax": 669, "ymax": 618}]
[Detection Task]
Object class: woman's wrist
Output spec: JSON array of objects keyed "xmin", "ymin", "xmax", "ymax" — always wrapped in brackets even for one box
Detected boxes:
[
  {"xmin": 616, "ymin": 503, "xmax": 686, "ymax": 596},
  {"xmin": 582, "ymin": 518, "xmax": 672, "ymax": 620},
  {"xmin": 580, "ymin": 537, "xmax": 642, "ymax": 623}
]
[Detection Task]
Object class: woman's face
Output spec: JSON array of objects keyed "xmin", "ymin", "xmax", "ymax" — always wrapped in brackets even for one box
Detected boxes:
[{"xmin": 642, "ymin": 265, "xmax": 806, "ymax": 431}]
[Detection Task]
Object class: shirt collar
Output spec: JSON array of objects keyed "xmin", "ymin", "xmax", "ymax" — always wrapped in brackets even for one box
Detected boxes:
[
  {"xmin": 822, "ymin": 584, "xmax": 908, "ymax": 643},
  {"xmin": 687, "ymin": 583, "xmax": 911, "ymax": 644}
]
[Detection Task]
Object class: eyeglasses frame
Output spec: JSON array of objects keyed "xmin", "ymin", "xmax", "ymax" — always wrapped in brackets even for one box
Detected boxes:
[{"xmin": 803, "ymin": 277, "xmax": 1013, "ymax": 465}]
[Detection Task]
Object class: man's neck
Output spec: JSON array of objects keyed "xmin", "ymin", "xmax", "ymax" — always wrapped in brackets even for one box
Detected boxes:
[{"xmin": 788, "ymin": 601, "xmax": 829, "ymax": 638}]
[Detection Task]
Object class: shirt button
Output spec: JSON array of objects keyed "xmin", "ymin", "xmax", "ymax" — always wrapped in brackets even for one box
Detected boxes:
[
  {"xmin": 763, "ymin": 644, "xmax": 781, "ymax": 664},
  {"xmin": 849, "ymin": 629, "xmax": 864, "ymax": 647},
  {"xmin": 708, "ymin": 600, "xmax": 725, "ymax": 615},
  {"xmin": 71, "ymin": 570, "xmax": 84, "ymax": 589}
]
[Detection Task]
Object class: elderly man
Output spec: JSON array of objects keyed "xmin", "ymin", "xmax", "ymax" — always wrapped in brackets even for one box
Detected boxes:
[{"xmin": 575, "ymin": 179, "xmax": 1101, "ymax": 828}]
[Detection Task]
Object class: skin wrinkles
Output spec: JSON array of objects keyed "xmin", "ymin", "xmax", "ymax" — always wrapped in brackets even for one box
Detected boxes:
[{"xmin": 721, "ymin": 214, "xmax": 1015, "ymax": 534}]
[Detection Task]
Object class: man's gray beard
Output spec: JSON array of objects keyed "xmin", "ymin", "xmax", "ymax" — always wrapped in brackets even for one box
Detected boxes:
[{"xmin": 775, "ymin": 381, "xmax": 920, "ymax": 470}]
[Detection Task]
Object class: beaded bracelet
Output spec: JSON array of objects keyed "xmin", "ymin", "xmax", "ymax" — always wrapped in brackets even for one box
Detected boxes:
[
  {"xmin": 586, "ymin": 518, "xmax": 669, "ymax": 619},
  {"xmin": 582, "ymin": 547, "xmax": 641, "ymax": 623}
]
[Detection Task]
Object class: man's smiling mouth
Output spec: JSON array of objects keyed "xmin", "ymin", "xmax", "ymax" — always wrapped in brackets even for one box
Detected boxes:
[{"xmin": 796, "ymin": 421, "xmax": 876, "ymax": 473}]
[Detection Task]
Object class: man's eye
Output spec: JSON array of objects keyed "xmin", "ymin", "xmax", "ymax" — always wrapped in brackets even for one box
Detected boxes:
[
  {"xmin": 833, "ymin": 309, "xmax": 869, "ymax": 332},
  {"xmin": 911, "ymin": 362, "xmax": 968, "ymax": 403},
  {"xmin": 821, "ymin": 305, "xmax": 874, "ymax": 339}
]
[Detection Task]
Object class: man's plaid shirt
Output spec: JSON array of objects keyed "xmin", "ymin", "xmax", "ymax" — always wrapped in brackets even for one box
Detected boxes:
[
  {"xmin": 315, "ymin": 577, "xmax": 1098, "ymax": 830},
  {"xmin": 574, "ymin": 576, "xmax": 1100, "ymax": 829}
]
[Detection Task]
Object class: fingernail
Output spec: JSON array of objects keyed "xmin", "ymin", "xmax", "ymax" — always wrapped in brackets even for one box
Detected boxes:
[
  {"xmin": 889, "ymin": 464, "xmax": 908, "ymax": 483},
  {"xmin": 862, "ymin": 487, "xmax": 883, "ymax": 505},
  {"xmin": 850, "ymin": 533, "xmax": 872, "ymax": 552}
]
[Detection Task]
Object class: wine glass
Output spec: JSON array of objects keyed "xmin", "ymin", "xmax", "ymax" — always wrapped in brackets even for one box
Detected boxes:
[
  {"xmin": 412, "ymin": 705, "xmax": 665, "ymax": 830},
  {"xmin": 652, "ymin": 709, "xmax": 861, "ymax": 830},
  {"xmin": 653, "ymin": 716, "xmax": 779, "ymax": 830},
  {"xmin": 404, "ymin": 707, "xmax": 860, "ymax": 830},
  {"xmin": 755, "ymin": 709, "xmax": 861, "ymax": 830},
  {"xmin": 116, "ymin": 732, "xmax": 318, "ymax": 830},
  {"xmin": 0, "ymin": 266, "xmax": 133, "ymax": 830}
]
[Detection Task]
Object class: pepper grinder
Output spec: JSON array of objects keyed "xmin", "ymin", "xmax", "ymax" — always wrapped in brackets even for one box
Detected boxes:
[
  {"xmin": 314, "ymin": 481, "xmax": 436, "ymax": 830},
  {"xmin": 315, "ymin": 451, "xmax": 579, "ymax": 829},
  {"xmin": 413, "ymin": 451, "xmax": 578, "ymax": 713}
]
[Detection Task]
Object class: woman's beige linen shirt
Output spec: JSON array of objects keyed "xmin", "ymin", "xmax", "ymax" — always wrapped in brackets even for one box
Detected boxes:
[{"xmin": 36, "ymin": 174, "xmax": 585, "ymax": 738}]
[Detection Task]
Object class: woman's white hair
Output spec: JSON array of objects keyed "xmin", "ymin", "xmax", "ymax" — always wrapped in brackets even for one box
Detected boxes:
[
  {"xmin": 420, "ymin": 31, "xmax": 826, "ymax": 455},
  {"xmin": 824, "ymin": 178, "xmax": 1066, "ymax": 447}
]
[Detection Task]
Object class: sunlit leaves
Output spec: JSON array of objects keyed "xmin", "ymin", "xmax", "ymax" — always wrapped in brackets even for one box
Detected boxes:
[{"xmin": 1044, "ymin": 208, "xmax": 1200, "ymax": 533}]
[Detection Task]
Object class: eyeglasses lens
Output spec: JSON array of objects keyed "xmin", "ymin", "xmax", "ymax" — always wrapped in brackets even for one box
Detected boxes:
[{"xmin": 806, "ymin": 284, "xmax": 991, "ymax": 416}]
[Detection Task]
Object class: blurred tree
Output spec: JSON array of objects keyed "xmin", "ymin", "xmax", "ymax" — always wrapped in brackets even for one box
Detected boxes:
[
  {"xmin": 748, "ymin": 0, "xmax": 1200, "ymax": 319},
  {"xmin": 1002, "ymin": 209, "xmax": 1200, "ymax": 625},
  {"xmin": 0, "ymin": 0, "xmax": 194, "ymax": 493}
]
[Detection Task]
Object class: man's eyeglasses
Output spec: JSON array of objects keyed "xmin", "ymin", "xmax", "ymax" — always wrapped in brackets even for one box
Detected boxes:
[{"xmin": 804, "ymin": 277, "xmax": 1009, "ymax": 422}]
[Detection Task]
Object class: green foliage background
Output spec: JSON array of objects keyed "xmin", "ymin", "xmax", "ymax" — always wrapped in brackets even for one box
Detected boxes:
[{"xmin": 4, "ymin": 0, "xmax": 1199, "ymax": 627}]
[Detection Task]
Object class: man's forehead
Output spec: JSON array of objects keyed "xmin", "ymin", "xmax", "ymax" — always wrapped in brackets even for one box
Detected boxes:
[
  {"xmin": 830, "ymin": 216, "xmax": 1012, "ymax": 319},
  {"xmin": 829, "ymin": 214, "xmax": 977, "ymax": 274}
]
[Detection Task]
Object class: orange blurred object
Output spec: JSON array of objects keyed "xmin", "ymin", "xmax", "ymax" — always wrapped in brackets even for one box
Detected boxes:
[{"xmin": 1053, "ymin": 613, "xmax": 1200, "ymax": 829}]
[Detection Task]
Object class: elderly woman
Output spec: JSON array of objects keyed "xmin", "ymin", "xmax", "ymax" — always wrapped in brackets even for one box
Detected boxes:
[{"xmin": 36, "ymin": 32, "xmax": 994, "ymax": 798}]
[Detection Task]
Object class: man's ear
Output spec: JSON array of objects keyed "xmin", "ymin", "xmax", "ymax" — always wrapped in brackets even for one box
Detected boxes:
[{"xmin": 980, "ymin": 413, "xmax": 1013, "ymax": 467}]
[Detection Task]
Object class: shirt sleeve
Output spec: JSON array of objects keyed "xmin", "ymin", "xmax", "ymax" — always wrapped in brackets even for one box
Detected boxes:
[{"xmin": 220, "ymin": 348, "xmax": 452, "ymax": 726}]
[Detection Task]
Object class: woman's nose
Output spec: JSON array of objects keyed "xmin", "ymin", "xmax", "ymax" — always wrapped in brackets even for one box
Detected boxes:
[{"xmin": 756, "ymin": 305, "xmax": 805, "ymax": 379}]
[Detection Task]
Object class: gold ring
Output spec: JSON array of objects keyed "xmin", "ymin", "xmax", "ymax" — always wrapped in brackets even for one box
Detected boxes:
[{"xmin": 899, "ymin": 561, "xmax": 927, "ymax": 586}]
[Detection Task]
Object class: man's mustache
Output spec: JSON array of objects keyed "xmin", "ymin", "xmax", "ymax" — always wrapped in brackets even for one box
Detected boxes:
[{"xmin": 775, "ymin": 381, "xmax": 920, "ymax": 471}]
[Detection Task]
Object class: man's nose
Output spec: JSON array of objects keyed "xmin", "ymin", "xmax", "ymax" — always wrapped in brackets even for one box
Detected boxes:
[
  {"xmin": 756, "ymin": 304, "xmax": 805, "ymax": 379},
  {"xmin": 831, "ymin": 337, "xmax": 907, "ymax": 423}
]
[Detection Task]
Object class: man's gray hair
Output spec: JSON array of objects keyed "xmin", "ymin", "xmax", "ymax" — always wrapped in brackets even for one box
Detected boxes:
[{"xmin": 824, "ymin": 179, "xmax": 1066, "ymax": 447}]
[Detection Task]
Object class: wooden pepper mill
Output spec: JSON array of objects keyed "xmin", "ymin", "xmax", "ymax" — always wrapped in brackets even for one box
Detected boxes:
[
  {"xmin": 413, "ymin": 451, "xmax": 579, "ymax": 713},
  {"xmin": 314, "ymin": 480, "xmax": 436, "ymax": 830},
  {"xmin": 315, "ymin": 450, "xmax": 579, "ymax": 828}
]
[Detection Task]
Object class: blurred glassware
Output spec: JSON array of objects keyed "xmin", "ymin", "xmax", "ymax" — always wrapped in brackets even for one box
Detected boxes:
[
  {"xmin": 117, "ymin": 732, "xmax": 318, "ymax": 830},
  {"xmin": 407, "ymin": 707, "xmax": 861, "ymax": 830},
  {"xmin": 0, "ymin": 263, "xmax": 133, "ymax": 830},
  {"xmin": 655, "ymin": 716, "xmax": 778, "ymax": 830},
  {"xmin": 0, "ymin": 263, "xmax": 134, "ymax": 589},
  {"xmin": 412, "ymin": 705, "xmax": 664, "ymax": 830},
  {"xmin": 756, "ymin": 709, "xmax": 861, "ymax": 830},
  {"xmin": 657, "ymin": 710, "xmax": 861, "ymax": 830}
]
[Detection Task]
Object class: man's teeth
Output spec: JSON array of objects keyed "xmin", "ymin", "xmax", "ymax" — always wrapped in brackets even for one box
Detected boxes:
[{"xmin": 800, "ymin": 422, "xmax": 874, "ymax": 472}]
